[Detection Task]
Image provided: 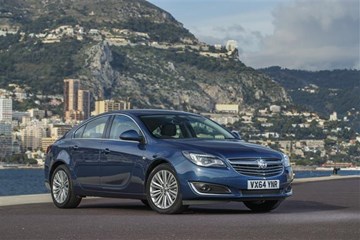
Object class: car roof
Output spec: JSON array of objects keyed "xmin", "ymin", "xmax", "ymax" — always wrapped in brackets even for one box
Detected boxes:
[{"xmin": 105, "ymin": 109, "xmax": 200, "ymax": 117}]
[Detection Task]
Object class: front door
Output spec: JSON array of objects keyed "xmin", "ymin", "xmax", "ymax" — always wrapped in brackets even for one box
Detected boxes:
[{"xmin": 100, "ymin": 115, "xmax": 145, "ymax": 193}]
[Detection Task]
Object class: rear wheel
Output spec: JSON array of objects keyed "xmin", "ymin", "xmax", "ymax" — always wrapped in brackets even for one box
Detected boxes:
[
  {"xmin": 146, "ymin": 164, "xmax": 186, "ymax": 214},
  {"xmin": 51, "ymin": 165, "xmax": 82, "ymax": 208},
  {"xmin": 243, "ymin": 200, "xmax": 282, "ymax": 212}
]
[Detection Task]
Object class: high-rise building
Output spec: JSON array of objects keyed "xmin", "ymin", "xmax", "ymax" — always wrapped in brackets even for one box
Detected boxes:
[
  {"xmin": 0, "ymin": 97, "xmax": 12, "ymax": 122},
  {"xmin": 64, "ymin": 79, "xmax": 80, "ymax": 112},
  {"xmin": 0, "ymin": 122, "xmax": 12, "ymax": 159},
  {"xmin": 64, "ymin": 79, "xmax": 90, "ymax": 122},
  {"xmin": 0, "ymin": 97, "xmax": 12, "ymax": 159},
  {"xmin": 92, "ymin": 100, "xmax": 131, "ymax": 115},
  {"xmin": 78, "ymin": 90, "xmax": 90, "ymax": 120}
]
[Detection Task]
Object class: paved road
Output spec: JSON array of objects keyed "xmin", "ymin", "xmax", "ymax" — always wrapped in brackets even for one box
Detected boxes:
[{"xmin": 0, "ymin": 178, "xmax": 359, "ymax": 240}]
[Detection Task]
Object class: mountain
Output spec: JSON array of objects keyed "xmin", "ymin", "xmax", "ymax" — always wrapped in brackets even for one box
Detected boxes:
[
  {"xmin": 259, "ymin": 67, "xmax": 360, "ymax": 116},
  {"xmin": 0, "ymin": 0, "xmax": 289, "ymax": 112}
]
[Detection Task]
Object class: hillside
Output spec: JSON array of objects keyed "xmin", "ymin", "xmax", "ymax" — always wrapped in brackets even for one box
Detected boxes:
[
  {"xmin": 0, "ymin": 0, "xmax": 289, "ymax": 112},
  {"xmin": 259, "ymin": 67, "xmax": 360, "ymax": 116}
]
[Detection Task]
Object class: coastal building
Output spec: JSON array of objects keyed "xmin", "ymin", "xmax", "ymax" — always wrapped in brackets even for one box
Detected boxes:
[
  {"xmin": 241, "ymin": 115, "xmax": 252, "ymax": 124},
  {"xmin": 0, "ymin": 121, "xmax": 12, "ymax": 159},
  {"xmin": 12, "ymin": 111, "xmax": 30, "ymax": 121},
  {"xmin": 64, "ymin": 79, "xmax": 90, "ymax": 122},
  {"xmin": 270, "ymin": 105, "xmax": 281, "ymax": 113},
  {"xmin": 64, "ymin": 79, "xmax": 80, "ymax": 113},
  {"xmin": 214, "ymin": 104, "xmax": 239, "ymax": 114},
  {"xmin": 20, "ymin": 121, "xmax": 46, "ymax": 151},
  {"xmin": 0, "ymin": 97, "xmax": 12, "ymax": 121},
  {"xmin": 92, "ymin": 99, "xmax": 131, "ymax": 115},
  {"xmin": 77, "ymin": 90, "xmax": 91, "ymax": 120},
  {"xmin": 49, "ymin": 124, "xmax": 72, "ymax": 139},
  {"xmin": 329, "ymin": 112, "xmax": 338, "ymax": 121},
  {"xmin": 41, "ymin": 137, "xmax": 57, "ymax": 152},
  {"xmin": 0, "ymin": 97, "xmax": 12, "ymax": 159},
  {"xmin": 28, "ymin": 108, "xmax": 46, "ymax": 119}
]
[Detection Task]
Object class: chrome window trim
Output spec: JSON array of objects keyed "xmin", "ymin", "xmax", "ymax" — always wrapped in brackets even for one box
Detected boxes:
[
  {"xmin": 71, "ymin": 113, "xmax": 148, "ymax": 144},
  {"xmin": 72, "ymin": 115, "xmax": 110, "ymax": 139},
  {"xmin": 110, "ymin": 113, "xmax": 148, "ymax": 144}
]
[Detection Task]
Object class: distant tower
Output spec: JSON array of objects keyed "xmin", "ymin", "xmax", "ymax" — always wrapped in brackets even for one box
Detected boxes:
[
  {"xmin": 64, "ymin": 79, "xmax": 90, "ymax": 122},
  {"xmin": 0, "ymin": 97, "xmax": 12, "ymax": 159},
  {"xmin": 78, "ymin": 90, "xmax": 90, "ymax": 120},
  {"xmin": 64, "ymin": 79, "xmax": 80, "ymax": 113},
  {"xmin": 0, "ymin": 97, "xmax": 12, "ymax": 122}
]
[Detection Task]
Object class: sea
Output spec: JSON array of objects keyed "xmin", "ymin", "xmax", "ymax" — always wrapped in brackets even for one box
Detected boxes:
[{"xmin": 0, "ymin": 168, "xmax": 359, "ymax": 196}]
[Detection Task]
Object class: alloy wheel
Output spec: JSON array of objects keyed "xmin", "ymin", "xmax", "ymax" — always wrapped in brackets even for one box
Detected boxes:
[
  {"xmin": 150, "ymin": 170, "xmax": 178, "ymax": 209},
  {"xmin": 52, "ymin": 169, "xmax": 69, "ymax": 204}
]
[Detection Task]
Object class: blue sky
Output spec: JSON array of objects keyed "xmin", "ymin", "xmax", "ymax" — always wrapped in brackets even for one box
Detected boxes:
[{"xmin": 148, "ymin": 0, "xmax": 360, "ymax": 70}]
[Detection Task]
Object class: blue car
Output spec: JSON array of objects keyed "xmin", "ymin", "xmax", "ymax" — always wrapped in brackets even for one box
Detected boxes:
[{"xmin": 44, "ymin": 110, "xmax": 293, "ymax": 214}]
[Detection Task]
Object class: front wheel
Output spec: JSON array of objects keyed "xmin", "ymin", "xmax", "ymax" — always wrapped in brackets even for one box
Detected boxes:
[
  {"xmin": 146, "ymin": 164, "xmax": 186, "ymax": 214},
  {"xmin": 51, "ymin": 165, "xmax": 82, "ymax": 208},
  {"xmin": 243, "ymin": 200, "xmax": 282, "ymax": 212}
]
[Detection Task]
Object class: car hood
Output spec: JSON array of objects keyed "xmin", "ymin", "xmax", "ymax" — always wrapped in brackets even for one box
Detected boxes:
[{"xmin": 163, "ymin": 139, "xmax": 283, "ymax": 160}]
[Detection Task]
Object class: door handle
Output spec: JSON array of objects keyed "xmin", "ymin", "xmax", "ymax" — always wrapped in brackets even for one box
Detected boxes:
[
  {"xmin": 102, "ymin": 148, "xmax": 110, "ymax": 154},
  {"xmin": 72, "ymin": 145, "xmax": 79, "ymax": 150}
]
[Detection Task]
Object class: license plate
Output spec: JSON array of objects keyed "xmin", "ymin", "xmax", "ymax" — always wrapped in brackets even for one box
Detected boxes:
[{"xmin": 247, "ymin": 180, "xmax": 280, "ymax": 190}]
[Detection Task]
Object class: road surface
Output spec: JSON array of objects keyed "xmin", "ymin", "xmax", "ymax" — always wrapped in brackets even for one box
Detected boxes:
[{"xmin": 0, "ymin": 178, "xmax": 359, "ymax": 240}]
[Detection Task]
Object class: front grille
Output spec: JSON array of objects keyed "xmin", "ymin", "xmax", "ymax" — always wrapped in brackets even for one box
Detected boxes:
[{"xmin": 228, "ymin": 157, "xmax": 284, "ymax": 177}]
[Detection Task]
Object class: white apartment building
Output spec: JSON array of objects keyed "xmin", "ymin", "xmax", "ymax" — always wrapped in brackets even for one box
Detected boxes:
[
  {"xmin": 20, "ymin": 121, "xmax": 46, "ymax": 151},
  {"xmin": 0, "ymin": 97, "xmax": 12, "ymax": 122}
]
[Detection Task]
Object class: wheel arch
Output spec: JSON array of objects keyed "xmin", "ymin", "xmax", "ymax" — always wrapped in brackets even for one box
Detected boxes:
[
  {"xmin": 49, "ymin": 160, "xmax": 67, "ymax": 183},
  {"xmin": 144, "ymin": 158, "xmax": 173, "ymax": 190},
  {"xmin": 49, "ymin": 149, "xmax": 72, "ymax": 182}
]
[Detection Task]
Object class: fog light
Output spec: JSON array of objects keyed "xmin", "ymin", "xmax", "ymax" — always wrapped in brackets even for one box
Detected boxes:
[
  {"xmin": 191, "ymin": 182, "xmax": 231, "ymax": 194},
  {"xmin": 199, "ymin": 184, "xmax": 211, "ymax": 192}
]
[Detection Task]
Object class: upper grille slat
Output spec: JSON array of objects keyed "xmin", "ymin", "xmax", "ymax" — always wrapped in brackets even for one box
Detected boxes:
[{"xmin": 228, "ymin": 157, "xmax": 284, "ymax": 177}]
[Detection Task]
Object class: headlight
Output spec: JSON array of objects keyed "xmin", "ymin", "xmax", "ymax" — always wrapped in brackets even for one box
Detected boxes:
[
  {"xmin": 182, "ymin": 152, "xmax": 226, "ymax": 167},
  {"xmin": 282, "ymin": 154, "xmax": 291, "ymax": 167}
]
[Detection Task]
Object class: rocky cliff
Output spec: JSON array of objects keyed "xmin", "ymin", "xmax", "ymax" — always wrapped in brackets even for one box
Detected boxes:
[{"xmin": 0, "ymin": 0, "xmax": 290, "ymax": 112}]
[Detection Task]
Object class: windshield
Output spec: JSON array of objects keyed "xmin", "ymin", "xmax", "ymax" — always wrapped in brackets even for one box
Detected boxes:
[{"xmin": 139, "ymin": 114, "xmax": 235, "ymax": 140}]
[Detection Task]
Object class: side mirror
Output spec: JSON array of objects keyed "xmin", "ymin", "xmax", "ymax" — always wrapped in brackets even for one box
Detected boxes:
[
  {"xmin": 120, "ymin": 130, "xmax": 144, "ymax": 143},
  {"xmin": 231, "ymin": 130, "xmax": 242, "ymax": 140}
]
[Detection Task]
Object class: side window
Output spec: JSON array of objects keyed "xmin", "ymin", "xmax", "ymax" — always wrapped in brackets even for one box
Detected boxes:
[
  {"xmin": 109, "ymin": 115, "xmax": 141, "ymax": 140},
  {"xmin": 74, "ymin": 125, "xmax": 85, "ymax": 138},
  {"xmin": 81, "ymin": 116, "xmax": 109, "ymax": 139}
]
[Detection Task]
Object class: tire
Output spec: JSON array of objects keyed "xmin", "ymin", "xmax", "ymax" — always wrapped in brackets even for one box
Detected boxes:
[
  {"xmin": 51, "ymin": 165, "xmax": 82, "ymax": 208},
  {"xmin": 243, "ymin": 200, "xmax": 282, "ymax": 212},
  {"xmin": 146, "ymin": 164, "xmax": 186, "ymax": 214}
]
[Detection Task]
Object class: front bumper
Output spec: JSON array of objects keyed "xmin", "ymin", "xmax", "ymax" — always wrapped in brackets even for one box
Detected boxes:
[{"xmin": 176, "ymin": 161, "xmax": 293, "ymax": 202}]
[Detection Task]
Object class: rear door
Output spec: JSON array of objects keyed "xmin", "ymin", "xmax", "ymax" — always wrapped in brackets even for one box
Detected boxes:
[{"xmin": 72, "ymin": 116, "xmax": 110, "ymax": 191}]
